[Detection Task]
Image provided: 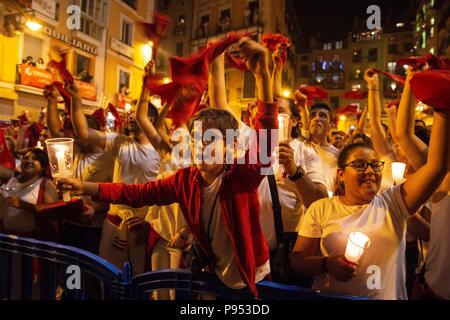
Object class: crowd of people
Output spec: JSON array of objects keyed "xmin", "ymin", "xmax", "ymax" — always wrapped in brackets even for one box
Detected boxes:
[{"xmin": 0, "ymin": 34, "xmax": 449, "ymax": 300}]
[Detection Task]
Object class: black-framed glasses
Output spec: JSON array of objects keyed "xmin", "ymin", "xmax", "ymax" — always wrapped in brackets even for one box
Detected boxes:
[{"xmin": 343, "ymin": 160, "xmax": 385, "ymax": 172}]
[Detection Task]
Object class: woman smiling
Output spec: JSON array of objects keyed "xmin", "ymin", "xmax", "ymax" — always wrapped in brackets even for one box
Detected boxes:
[{"xmin": 290, "ymin": 107, "xmax": 449, "ymax": 299}]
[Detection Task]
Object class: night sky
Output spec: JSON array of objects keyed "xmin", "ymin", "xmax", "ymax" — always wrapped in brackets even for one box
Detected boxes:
[{"xmin": 294, "ymin": 0, "xmax": 416, "ymax": 45}]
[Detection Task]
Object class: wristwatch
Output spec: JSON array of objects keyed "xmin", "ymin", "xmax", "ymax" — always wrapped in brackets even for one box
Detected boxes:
[{"xmin": 288, "ymin": 165, "xmax": 305, "ymax": 181}]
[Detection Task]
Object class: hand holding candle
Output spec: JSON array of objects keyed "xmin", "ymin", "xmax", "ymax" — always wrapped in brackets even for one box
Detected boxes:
[
  {"xmin": 344, "ymin": 232, "xmax": 370, "ymax": 265},
  {"xmin": 277, "ymin": 114, "xmax": 290, "ymax": 143},
  {"xmin": 391, "ymin": 162, "xmax": 406, "ymax": 185},
  {"xmin": 45, "ymin": 138, "xmax": 74, "ymax": 202}
]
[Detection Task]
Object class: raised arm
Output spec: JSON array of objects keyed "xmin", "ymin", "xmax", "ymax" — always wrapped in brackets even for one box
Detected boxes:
[
  {"xmin": 364, "ymin": 69, "xmax": 391, "ymax": 156},
  {"xmin": 355, "ymin": 103, "xmax": 368, "ymax": 135},
  {"xmin": 272, "ymin": 51, "xmax": 283, "ymax": 98},
  {"xmin": 294, "ymin": 90, "xmax": 309, "ymax": 135},
  {"xmin": 395, "ymin": 70, "xmax": 428, "ymax": 170},
  {"xmin": 208, "ymin": 52, "xmax": 232, "ymax": 113},
  {"xmin": 401, "ymin": 109, "xmax": 449, "ymax": 214},
  {"xmin": 44, "ymin": 85, "xmax": 65, "ymax": 138},
  {"xmin": 66, "ymin": 83, "xmax": 106, "ymax": 149},
  {"xmin": 385, "ymin": 104, "xmax": 398, "ymax": 145},
  {"xmin": 136, "ymin": 62, "xmax": 171, "ymax": 154}
]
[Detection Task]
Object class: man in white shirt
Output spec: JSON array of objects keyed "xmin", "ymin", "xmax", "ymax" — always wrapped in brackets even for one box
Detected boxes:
[
  {"xmin": 305, "ymin": 103, "xmax": 340, "ymax": 194},
  {"xmin": 259, "ymin": 99, "xmax": 328, "ymax": 251},
  {"xmin": 68, "ymin": 84, "xmax": 160, "ymax": 275}
]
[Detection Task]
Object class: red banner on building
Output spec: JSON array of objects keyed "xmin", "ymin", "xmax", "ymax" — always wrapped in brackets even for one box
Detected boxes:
[
  {"xmin": 75, "ymin": 80, "xmax": 97, "ymax": 101},
  {"xmin": 20, "ymin": 64, "xmax": 55, "ymax": 88}
]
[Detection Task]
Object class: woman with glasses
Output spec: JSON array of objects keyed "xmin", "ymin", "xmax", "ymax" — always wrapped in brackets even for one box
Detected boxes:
[
  {"xmin": 289, "ymin": 105, "xmax": 449, "ymax": 299},
  {"xmin": 0, "ymin": 148, "xmax": 58, "ymax": 236}
]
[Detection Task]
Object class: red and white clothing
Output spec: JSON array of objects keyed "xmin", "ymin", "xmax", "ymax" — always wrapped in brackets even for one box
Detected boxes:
[
  {"xmin": 299, "ymin": 185, "xmax": 411, "ymax": 300},
  {"xmin": 100, "ymin": 133, "xmax": 160, "ymax": 275},
  {"xmin": 95, "ymin": 100, "xmax": 277, "ymax": 297},
  {"xmin": 259, "ymin": 139, "xmax": 327, "ymax": 250}
]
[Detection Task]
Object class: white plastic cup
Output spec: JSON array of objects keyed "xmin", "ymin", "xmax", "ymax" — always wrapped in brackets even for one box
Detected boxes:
[
  {"xmin": 391, "ymin": 162, "xmax": 406, "ymax": 185},
  {"xmin": 45, "ymin": 138, "xmax": 74, "ymax": 202},
  {"xmin": 277, "ymin": 114, "xmax": 290, "ymax": 142},
  {"xmin": 344, "ymin": 232, "xmax": 370, "ymax": 264}
]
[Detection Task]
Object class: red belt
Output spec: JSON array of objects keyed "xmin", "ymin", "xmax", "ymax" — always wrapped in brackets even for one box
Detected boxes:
[{"xmin": 106, "ymin": 214, "xmax": 123, "ymax": 227}]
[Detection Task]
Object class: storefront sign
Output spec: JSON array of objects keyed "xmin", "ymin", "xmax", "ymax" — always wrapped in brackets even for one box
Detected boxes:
[
  {"xmin": 75, "ymin": 80, "xmax": 97, "ymax": 101},
  {"xmin": 111, "ymin": 37, "xmax": 134, "ymax": 59},
  {"xmin": 20, "ymin": 64, "xmax": 54, "ymax": 88},
  {"xmin": 32, "ymin": 0, "xmax": 56, "ymax": 20},
  {"xmin": 20, "ymin": 65, "xmax": 97, "ymax": 101},
  {"xmin": 43, "ymin": 26, "xmax": 98, "ymax": 55}
]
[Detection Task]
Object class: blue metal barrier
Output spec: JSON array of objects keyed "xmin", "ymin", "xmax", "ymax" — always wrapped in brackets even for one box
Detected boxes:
[
  {"xmin": 0, "ymin": 233, "xmax": 127, "ymax": 300},
  {"xmin": 0, "ymin": 233, "xmax": 365, "ymax": 300}
]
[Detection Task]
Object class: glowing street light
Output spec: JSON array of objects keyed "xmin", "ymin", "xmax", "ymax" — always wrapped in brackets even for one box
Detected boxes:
[
  {"xmin": 282, "ymin": 89, "xmax": 291, "ymax": 98},
  {"xmin": 25, "ymin": 20, "xmax": 42, "ymax": 31}
]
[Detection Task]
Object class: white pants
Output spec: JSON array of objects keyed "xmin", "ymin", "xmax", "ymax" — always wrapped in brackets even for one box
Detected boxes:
[{"xmin": 99, "ymin": 219, "xmax": 146, "ymax": 276}]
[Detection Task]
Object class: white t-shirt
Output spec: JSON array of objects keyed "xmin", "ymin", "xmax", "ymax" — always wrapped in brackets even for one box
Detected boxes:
[
  {"xmin": 298, "ymin": 185, "xmax": 411, "ymax": 300},
  {"xmin": 379, "ymin": 151, "xmax": 395, "ymax": 193},
  {"xmin": 425, "ymin": 193, "xmax": 450, "ymax": 299},
  {"xmin": 146, "ymin": 157, "xmax": 186, "ymax": 242},
  {"xmin": 105, "ymin": 133, "xmax": 160, "ymax": 219},
  {"xmin": 310, "ymin": 142, "xmax": 339, "ymax": 193},
  {"xmin": 259, "ymin": 139, "xmax": 327, "ymax": 250},
  {"xmin": 73, "ymin": 150, "xmax": 114, "ymax": 183},
  {"xmin": 0, "ymin": 177, "xmax": 43, "ymax": 233},
  {"xmin": 202, "ymin": 174, "xmax": 270, "ymax": 289}
]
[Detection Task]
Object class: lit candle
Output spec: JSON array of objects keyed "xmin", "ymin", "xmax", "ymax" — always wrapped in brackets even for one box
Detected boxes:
[
  {"xmin": 391, "ymin": 162, "xmax": 406, "ymax": 185},
  {"xmin": 344, "ymin": 232, "xmax": 370, "ymax": 264},
  {"xmin": 45, "ymin": 138, "xmax": 74, "ymax": 202},
  {"xmin": 328, "ymin": 191, "xmax": 334, "ymax": 198},
  {"xmin": 36, "ymin": 141, "xmax": 43, "ymax": 149},
  {"xmin": 278, "ymin": 114, "xmax": 290, "ymax": 142}
]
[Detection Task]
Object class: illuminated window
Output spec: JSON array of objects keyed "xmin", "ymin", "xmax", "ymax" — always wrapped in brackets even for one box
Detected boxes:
[
  {"xmin": 421, "ymin": 31, "xmax": 427, "ymax": 48},
  {"xmin": 430, "ymin": 17, "xmax": 435, "ymax": 25},
  {"xmin": 430, "ymin": 47, "xmax": 435, "ymax": 54},
  {"xmin": 352, "ymin": 84, "xmax": 361, "ymax": 91},
  {"xmin": 335, "ymin": 41, "xmax": 343, "ymax": 49},
  {"xmin": 430, "ymin": 26, "xmax": 434, "ymax": 37}
]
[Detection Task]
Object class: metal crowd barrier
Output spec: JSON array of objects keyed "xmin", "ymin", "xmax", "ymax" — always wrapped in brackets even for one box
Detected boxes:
[{"xmin": 0, "ymin": 233, "xmax": 365, "ymax": 300}]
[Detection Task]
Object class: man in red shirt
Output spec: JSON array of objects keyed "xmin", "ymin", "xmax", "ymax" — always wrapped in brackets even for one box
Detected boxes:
[{"xmin": 60, "ymin": 37, "xmax": 276, "ymax": 297}]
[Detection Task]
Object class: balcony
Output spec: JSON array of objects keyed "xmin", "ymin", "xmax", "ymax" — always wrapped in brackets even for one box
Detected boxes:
[
  {"xmin": 15, "ymin": 64, "xmax": 97, "ymax": 101},
  {"xmin": 311, "ymin": 71, "xmax": 346, "ymax": 90}
]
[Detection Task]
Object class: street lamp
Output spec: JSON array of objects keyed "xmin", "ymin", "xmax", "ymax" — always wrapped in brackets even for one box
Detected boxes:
[
  {"xmin": 144, "ymin": 41, "xmax": 154, "ymax": 63},
  {"xmin": 282, "ymin": 89, "xmax": 291, "ymax": 98},
  {"xmin": 25, "ymin": 20, "xmax": 42, "ymax": 31}
]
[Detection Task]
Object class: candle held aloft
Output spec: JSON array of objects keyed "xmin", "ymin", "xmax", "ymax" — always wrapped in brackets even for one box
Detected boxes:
[
  {"xmin": 391, "ymin": 162, "xmax": 406, "ymax": 184},
  {"xmin": 278, "ymin": 114, "xmax": 290, "ymax": 142},
  {"xmin": 45, "ymin": 138, "xmax": 74, "ymax": 202},
  {"xmin": 344, "ymin": 232, "xmax": 370, "ymax": 264}
]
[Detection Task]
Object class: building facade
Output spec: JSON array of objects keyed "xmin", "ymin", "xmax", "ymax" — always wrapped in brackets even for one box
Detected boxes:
[
  {"xmin": 0, "ymin": 0, "xmax": 155, "ymax": 122},
  {"xmin": 157, "ymin": 0, "xmax": 301, "ymax": 118},
  {"xmin": 414, "ymin": 0, "xmax": 450, "ymax": 56}
]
